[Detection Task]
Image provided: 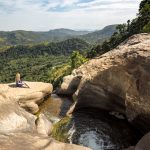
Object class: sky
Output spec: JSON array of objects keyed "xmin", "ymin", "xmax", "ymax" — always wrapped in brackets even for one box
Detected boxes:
[{"xmin": 0, "ymin": 0, "xmax": 141, "ymax": 31}]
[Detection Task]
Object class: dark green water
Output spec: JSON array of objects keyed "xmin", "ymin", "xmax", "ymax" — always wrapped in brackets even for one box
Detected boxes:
[{"xmin": 40, "ymin": 95, "xmax": 141, "ymax": 150}]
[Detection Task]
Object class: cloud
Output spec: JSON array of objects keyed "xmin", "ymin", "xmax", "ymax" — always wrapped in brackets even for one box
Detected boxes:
[
  {"xmin": 0, "ymin": 0, "xmax": 141, "ymax": 13},
  {"xmin": 0, "ymin": 0, "xmax": 141, "ymax": 31},
  {"xmin": 77, "ymin": 0, "xmax": 141, "ymax": 11}
]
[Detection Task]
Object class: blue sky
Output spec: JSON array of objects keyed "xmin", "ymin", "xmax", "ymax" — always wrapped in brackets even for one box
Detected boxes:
[{"xmin": 0, "ymin": 0, "xmax": 141, "ymax": 31}]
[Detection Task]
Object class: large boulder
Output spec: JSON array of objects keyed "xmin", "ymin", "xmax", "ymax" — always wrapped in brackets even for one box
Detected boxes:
[
  {"xmin": 0, "ymin": 132, "xmax": 91, "ymax": 150},
  {"xmin": 36, "ymin": 113, "xmax": 53, "ymax": 136},
  {"xmin": 135, "ymin": 132, "xmax": 150, "ymax": 150},
  {"xmin": 0, "ymin": 82, "xmax": 53, "ymax": 133},
  {"xmin": 60, "ymin": 33, "xmax": 150, "ymax": 133},
  {"xmin": 0, "ymin": 82, "xmax": 91, "ymax": 150},
  {"xmin": 56, "ymin": 74, "xmax": 81, "ymax": 96},
  {"xmin": 126, "ymin": 132, "xmax": 150, "ymax": 150},
  {"xmin": 0, "ymin": 82, "xmax": 53, "ymax": 114},
  {"xmin": 0, "ymin": 92, "xmax": 36, "ymax": 134}
]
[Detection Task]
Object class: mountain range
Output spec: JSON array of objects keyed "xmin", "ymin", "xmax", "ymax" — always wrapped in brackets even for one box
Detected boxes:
[{"xmin": 0, "ymin": 25, "xmax": 117, "ymax": 47}]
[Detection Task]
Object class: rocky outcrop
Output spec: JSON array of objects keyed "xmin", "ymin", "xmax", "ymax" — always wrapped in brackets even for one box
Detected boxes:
[
  {"xmin": 0, "ymin": 93, "xmax": 36, "ymax": 133},
  {"xmin": 0, "ymin": 82, "xmax": 91, "ymax": 150},
  {"xmin": 0, "ymin": 132, "xmax": 91, "ymax": 150},
  {"xmin": 126, "ymin": 132, "xmax": 150, "ymax": 150},
  {"xmin": 0, "ymin": 82, "xmax": 53, "ymax": 133},
  {"xmin": 56, "ymin": 75, "xmax": 81, "ymax": 96},
  {"xmin": 36, "ymin": 113, "xmax": 53, "ymax": 135},
  {"xmin": 135, "ymin": 132, "xmax": 150, "ymax": 150},
  {"xmin": 0, "ymin": 82, "xmax": 53, "ymax": 114},
  {"xmin": 59, "ymin": 33, "xmax": 150, "ymax": 134}
]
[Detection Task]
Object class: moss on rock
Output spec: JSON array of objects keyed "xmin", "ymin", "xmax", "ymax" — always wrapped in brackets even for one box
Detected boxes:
[{"xmin": 51, "ymin": 116, "xmax": 71, "ymax": 142}]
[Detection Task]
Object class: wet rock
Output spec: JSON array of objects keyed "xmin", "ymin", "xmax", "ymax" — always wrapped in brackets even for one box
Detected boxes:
[
  {"xmin": 126, "ymin": 132, "xmax": 150, "ymax": 150},
  {"xmin": 135, "ymin": 132, "xmax": 150, "ymax": 150},
  {"xmin": 126, "ymin": 146, "xmax": 135, "ymax": 150},
  {"xmin": 66, "ymin": 102, "xmax": 77, "ymax": 117}
]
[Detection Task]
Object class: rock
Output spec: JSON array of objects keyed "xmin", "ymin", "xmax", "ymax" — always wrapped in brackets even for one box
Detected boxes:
[
  {"xmin": 126, "ymin": 146, "xmax": 135, "ymax": 150},
  {"xmin": 66, "ymin": 102, "xmax": 77, "ymax": 117},
  {"xmin": 0, "ymin": 82, "xmax": 53, "ymax": 114},
  {"xmin": 0, "ymin": 82, "xmax": 53, "ymax": 132},
  {"xmin": 126, "ymin": 132, "xmax": 150, "ymax": 150},
  {"xmin": 0, "ymin": 132, "xmax": 91, "ymax": 150},
  {"xmin": 135, "ymin": 132, "xmax": 150, "ymax": 150},
  {"xmin": 0, "ymin": 82, "xmax": 91, "ymax": 150},
  {"xmin": 20, "ymin": 101, "xmax": 39, "ymax": 114},
  {"xmin": 109, "ymin": 111, "xmax": 125, "ymax": 119},
  {"xmin": 56, "ymin": 75, "xmax": 81, "ymax": 96},
  {"xmin": 36, "ymin": 113, "xmax": 53, "ymax": 136},
  {"xmin": 60, "ymin": 33, "xmax": 150, "ymax": 133},
  {"xmin": 0, "ymin": 92, "xmax": 36, "ymax": 134}
]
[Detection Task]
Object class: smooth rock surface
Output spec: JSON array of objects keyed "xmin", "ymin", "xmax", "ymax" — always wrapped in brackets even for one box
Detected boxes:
[
  {"xmin": 60, "ymin": 33, "xmax": 150, "ymax": 133},
  {"xmin": 126, "ymin": 132, "xmax": 150, "ymax": 150},
  {"xmin": 0, "ymin": 132, "xmax": 91, "ymax": 150},
  {"xmin": 56, "ymin": 75, "xmax": 81, "ymax": 96},
  {"xmin": 0, "ymin": 82, "xmax": 53, "ymax": 114},
  {"xmin": 0, "ymin": 82, "xmax": 91, "ymax": 150},
  {"xmin": 36, "ymin": 113, "xmax": 53, "ymax": 136},
  {"xmin": 135, "ymin": 132, "xmax": 150, "ymax": 150},
  {"xmin": 0, "ymin": 81, "xmax": 53, "ymax": 133},
  {"xmin": 0, "ymin": 92, "xmax": 36, "ymax": 133}
]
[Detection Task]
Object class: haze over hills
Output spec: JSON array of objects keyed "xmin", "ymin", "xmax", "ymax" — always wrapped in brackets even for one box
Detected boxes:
[
  {"xmin": 0, "ymin": 29, "xmax": 90, "ymax": 47},
  {"xmin": 0, "ymin": 25, "xmax": 117, "ymax": 47},
  {"xmin": 80, "ymin": 24, "xmax": 118, "ymax": 44}
]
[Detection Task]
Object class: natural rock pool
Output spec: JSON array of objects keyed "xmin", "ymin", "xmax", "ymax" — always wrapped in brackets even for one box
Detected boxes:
[{"xmin": 39, "ymin": 95, "xmax": 141, "ymax": 150}]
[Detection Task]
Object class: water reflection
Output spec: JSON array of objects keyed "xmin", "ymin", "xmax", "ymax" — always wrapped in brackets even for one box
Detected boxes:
[{"xmin": 39, "ymin": 94, "xmax": 73, "ymax": 121}]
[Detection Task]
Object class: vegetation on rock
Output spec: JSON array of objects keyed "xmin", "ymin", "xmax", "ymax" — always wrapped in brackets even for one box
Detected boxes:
[{"xmin": 51, "ymin": 117, "xmax": 71, "ymax": 142}]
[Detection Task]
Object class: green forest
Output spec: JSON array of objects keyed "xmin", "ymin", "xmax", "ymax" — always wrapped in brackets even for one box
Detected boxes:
[{"xmin": 0, "ymin": 38, "xmax": 89, "ymax": 87}]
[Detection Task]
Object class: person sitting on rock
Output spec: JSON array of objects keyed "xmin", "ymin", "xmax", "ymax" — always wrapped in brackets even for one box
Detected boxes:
[{"xmin": 15, "ymin": 73, "xmax": 30, "ymax": 88}]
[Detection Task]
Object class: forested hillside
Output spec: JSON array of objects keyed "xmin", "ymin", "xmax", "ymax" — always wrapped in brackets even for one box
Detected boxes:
[
  {"xmin": 0, "ymin": 38, "xmax": 90, "ymax": 58},
  {"xmin": 0, "ymin": 29, "xmax": 90, "ymax": 47},
  {"xmin": 0, "ymin": 25, "xmax": 117, "ymax": 47},
  {"xmin": 80, "ymin": 25, "xmax": 118, "ymax": 44}
]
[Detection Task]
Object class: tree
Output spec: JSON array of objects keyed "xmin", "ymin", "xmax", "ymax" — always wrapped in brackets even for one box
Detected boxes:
[
  {"xmin": 139, "ymin": 0, "xmax": 150, "ymax": 12},
  {"xmin": 127, "ymin": 20, "xmax": 131, "ymax": 31},
  {"xmin": 116, "ymin": 24, "xmax": 127, "ymax": 35},
  {"xmin": 70, "ymin": 51, "xmax": 88, "ymax": 69}
]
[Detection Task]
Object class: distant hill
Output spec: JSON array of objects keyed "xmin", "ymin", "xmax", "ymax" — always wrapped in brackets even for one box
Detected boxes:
[
  {"xmin": 0, "ymin": 25, "xmax": 117, "ymax": 47},
  {"xmin": 0, "ymin": 38, "xmax": 90, "ymax": 58},
  {"xmin": 0, "ymin": 29, "xmax": 90, "ymax": 47},
  {"xmin": 80, "ymin": 25, "xmax": 118, "ymax": 44}
]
